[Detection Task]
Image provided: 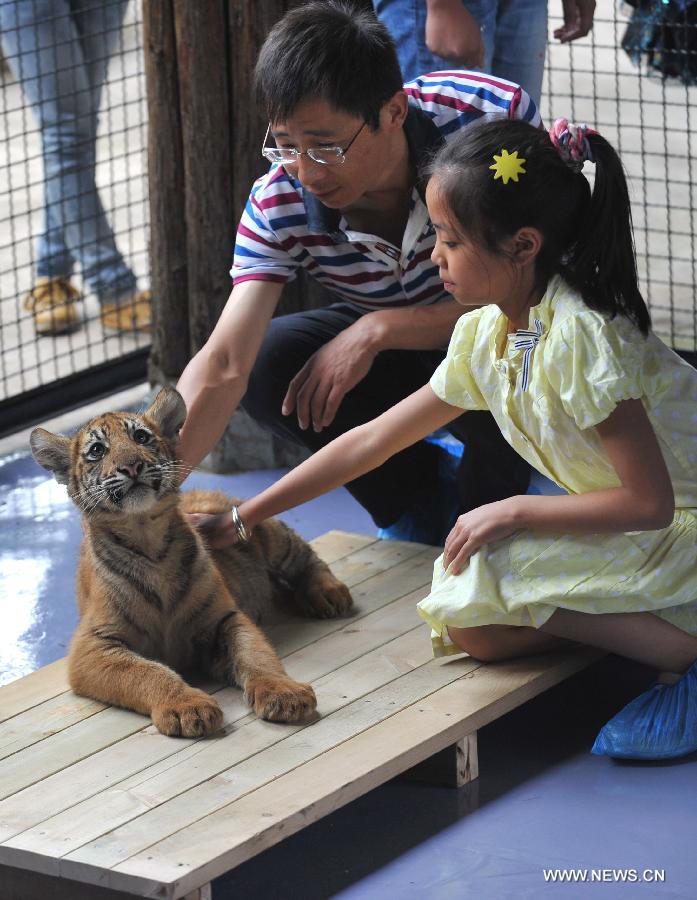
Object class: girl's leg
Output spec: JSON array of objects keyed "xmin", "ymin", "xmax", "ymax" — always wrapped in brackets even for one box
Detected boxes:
[
  {"xmin": 450, "ymin": 612, "xmax": 697, "ymax": 759},
  {"xmin": 539, "ymin": 609, "xmax": 697, "ymax": 760},
  {"xmin": 447, "ymin": 623, "xmax": 571, "ymax": 662},
  {"xmin": 539, "ymin": 608, "xmax": 697, "ymax": 674}
]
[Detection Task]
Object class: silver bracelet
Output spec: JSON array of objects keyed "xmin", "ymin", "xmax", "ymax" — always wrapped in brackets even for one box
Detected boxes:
[{"xmin": 230, "ymin": 505, "xmax": 251, "ymax": 543}]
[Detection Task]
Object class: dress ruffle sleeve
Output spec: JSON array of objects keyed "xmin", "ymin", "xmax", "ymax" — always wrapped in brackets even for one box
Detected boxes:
[
  {"xmin": 430, "ymin": 309, "xmax": 488, "ymax": 411},
  {"xmin": 544, "ymin": 311, "xmax": 657, "ymax": 430}
]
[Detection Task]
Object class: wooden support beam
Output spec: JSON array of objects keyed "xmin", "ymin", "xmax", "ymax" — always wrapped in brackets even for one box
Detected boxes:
[
  {"xmin": 401, "ymin": 733, "xmax": 479, "ymax": 788},
  {"xmin": 143, "ymin": 0, "xmax": 189, "ymax": 382}
]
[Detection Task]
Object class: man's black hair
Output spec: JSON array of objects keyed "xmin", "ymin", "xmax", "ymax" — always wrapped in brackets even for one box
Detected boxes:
[{"xmin": 254, "ymin": 0, "xmax": 403, "ymax": 130}]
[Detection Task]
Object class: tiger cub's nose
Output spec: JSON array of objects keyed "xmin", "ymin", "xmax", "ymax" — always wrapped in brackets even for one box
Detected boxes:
[{"xmin": 117, "ymin": 461, "xmax": 143, "ymax": 479}]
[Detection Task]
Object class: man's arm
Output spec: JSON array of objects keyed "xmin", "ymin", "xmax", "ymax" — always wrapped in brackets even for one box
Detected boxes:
[
  {"xmin": 176, "ymin": 280, "xmax": 283, "ymax": 473},
  {"xmin": 283, "ymin": 298, "xmax": 466, "ymax": 433},
  {"xmin": 424, "ymin": 0, "xmax": 485, "ymax": 69}
]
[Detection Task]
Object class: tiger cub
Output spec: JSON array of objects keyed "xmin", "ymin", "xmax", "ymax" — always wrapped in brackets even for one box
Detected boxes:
[{"xmin": 29, "ymin": 387, "xmax": 353, "ymax": 737}]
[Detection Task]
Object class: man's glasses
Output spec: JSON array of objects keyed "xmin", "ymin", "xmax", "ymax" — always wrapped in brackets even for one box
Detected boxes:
[{"xmin": 261, "ymin": 122, "xmax": 366, "ymax": 166}]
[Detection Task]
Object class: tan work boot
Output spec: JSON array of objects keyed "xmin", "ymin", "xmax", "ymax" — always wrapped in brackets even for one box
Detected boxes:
[
  {"xmin": 24, "ymin": 276, "xmax": 82, "ymax": 335},
  {"xmin": 100, "ymin": 290, "xmax": 152, "ymax": 334}
]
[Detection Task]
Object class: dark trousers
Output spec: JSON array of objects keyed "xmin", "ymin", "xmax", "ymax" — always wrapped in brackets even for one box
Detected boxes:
[{"xmin": 241, "ymin": 304, "xmax": 530, "ymax": 527}]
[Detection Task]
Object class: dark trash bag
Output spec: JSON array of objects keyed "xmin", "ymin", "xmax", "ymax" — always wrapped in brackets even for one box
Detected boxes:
[{"xmin": 622, "ymin": 0, "xmax": 697, "ymax": 85}]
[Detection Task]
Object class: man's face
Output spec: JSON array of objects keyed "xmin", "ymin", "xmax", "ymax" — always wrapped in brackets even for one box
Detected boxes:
[{"xmin": 269, "ymin": 97, "xmax": 404, "ymax": 209}]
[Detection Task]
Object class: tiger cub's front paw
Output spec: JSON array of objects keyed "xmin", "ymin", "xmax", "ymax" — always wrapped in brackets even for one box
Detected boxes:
[
  {"xmin": 152, "ymin": 688, "xmax": 223, "ymax": 737},
  {"xmin": 297, "ymin": 570, "xmax": 354, "ymax": 619},
  {"xmin": 246, "ymin": 675, "xmax": 317, "ymax": 723}
]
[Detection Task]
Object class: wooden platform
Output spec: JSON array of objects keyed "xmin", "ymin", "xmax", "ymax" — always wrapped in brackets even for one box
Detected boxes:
[{"xmin": 0, "ymin": 531, "xmax": 602, "ymax": 900}]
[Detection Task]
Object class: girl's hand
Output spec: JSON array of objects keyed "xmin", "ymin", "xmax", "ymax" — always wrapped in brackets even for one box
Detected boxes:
[
  {"xmin": 443, "ymin": 499, "xmax": 518, "ymax": 574},
  {"xmin": 186, "ymin": 511, "xmax": 238, "ymax": 548}
]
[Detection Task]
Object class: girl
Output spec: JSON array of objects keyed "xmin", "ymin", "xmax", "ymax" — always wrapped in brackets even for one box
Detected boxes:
[{"xmin": 194, "ymin": 118, "xmax": 697, "ymax": 761}]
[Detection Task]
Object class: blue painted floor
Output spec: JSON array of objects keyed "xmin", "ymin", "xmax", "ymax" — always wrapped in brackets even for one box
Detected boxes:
[{"xmin": 1, "ymin": 448, "xmax": 695, "ymax": 899}]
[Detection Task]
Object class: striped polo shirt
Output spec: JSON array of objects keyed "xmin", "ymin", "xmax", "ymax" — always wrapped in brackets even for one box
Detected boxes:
[{"xmin": 231, "ymin": 71, "xmax": 540, "ymax": 311}]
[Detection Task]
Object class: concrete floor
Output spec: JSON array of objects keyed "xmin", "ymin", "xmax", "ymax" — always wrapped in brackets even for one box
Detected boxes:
[{"xmin": 1, "ymin": 444, "xmax": 696, "ymax": 899}]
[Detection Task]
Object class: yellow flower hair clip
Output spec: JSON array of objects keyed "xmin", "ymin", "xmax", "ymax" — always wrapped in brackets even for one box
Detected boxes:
[{"xmin": 489, "ymin": 148, "xmax": 526, "ymax": 184}]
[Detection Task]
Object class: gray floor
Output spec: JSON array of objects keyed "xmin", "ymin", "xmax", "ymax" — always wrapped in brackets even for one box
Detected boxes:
[{"xmin": 1, "ymin": 449, "xmax": 695, "ymax": 899}]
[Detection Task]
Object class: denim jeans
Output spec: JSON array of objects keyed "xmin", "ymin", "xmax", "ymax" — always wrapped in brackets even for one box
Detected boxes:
[
  {"xmin": 372, "ymin": 0, "xmax": 548, "ymax": 107},
  {"xmin": 0, "ymin": 0, "xmax": 138, "ymax": 303}
]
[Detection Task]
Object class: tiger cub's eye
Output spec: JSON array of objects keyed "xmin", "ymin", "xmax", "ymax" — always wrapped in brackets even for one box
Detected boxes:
[
  {"xmin": 133, "ymin": 428, "xmax": 151, "ymax": 445},
  {"xmin": 86, "ymin": 442, "xmax": 106, "ymax": 461}
]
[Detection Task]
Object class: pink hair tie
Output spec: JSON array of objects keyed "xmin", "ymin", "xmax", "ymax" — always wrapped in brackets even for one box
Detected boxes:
[{"xmin": 549, "ymin": 118, "xmax": 595, "ymax": 172}]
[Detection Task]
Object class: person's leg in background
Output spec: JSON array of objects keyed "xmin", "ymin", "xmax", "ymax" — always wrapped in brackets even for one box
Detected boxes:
[
  {"xmin": 372, "ymin": 0, "xmax": 464, "ymax": 82},
  {"xmin": 372, "ymin": 1, "xmax": 547, "ymax": 106},
  {"xmin": 73, "ymin": 0, "xmax": 150, "ymax": 332},
  {"xmin": 0, "ymin": 0, "xmax": 148, "ymax": 335},
  {"xmin": 464, "ymin": 0, "xmax": 548, "ymax": 107}
]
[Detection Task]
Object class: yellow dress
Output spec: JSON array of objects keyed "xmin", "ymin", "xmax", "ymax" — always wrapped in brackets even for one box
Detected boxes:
[{"xmin": 418, "ymin": 275, "xmax": 697, "ymax": 656}]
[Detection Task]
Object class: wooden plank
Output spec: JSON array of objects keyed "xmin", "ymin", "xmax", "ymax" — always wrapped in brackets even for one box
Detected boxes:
[
  {"xmin": 52, "ymin": 636, "xmax": 477, "ymax": 880},
  {"xmin": 0, "ymin": 573, "xmax": 432, "ymax": 847},
  {"xmin": 3, "ymin": 622, "xmax": 443, "ymax": 860},
  {"xmin": 325, "ymin": 537, "xmax": 430, "ymax": 587},
  {"xmin": 103, "ymin": 648, "xmax": 602, "ymax": 899},
  {"xmin": 0, "ymin": 659, "xmax": 69, "ymax": 724},
  {"xmin": 265, "ymin": 545, "xmax": 439, "ymax": 657},
  {"xmin": 308, "ymin": 530, "xmax": 376, "ymax": 565},
  {"xmin": 0, "ymin": 692, "xmax": 106, "ymax": 762},
  {"xmin": 0, "ymin": 706, "xmax": 156, "ymax": 801}
]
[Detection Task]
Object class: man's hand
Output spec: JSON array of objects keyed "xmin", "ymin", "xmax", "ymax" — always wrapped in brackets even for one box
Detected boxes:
[
  {"xmin": 187, "ymin": 511, "xmax": 238, "ymax": 549},
  {"xmin": 443, "ymin": 499, "xmax": 518, "ymax": 575},
  {"xmin": 554, "ymin": 0, "xmax": 595, "ymax": 43},
  {"xmin": 282, "ymin": 318, "xmax": 381, "ymax": 433},
  {"xmin": 425, "ymin": 0, "xmax": 485, "ymax": 69}
]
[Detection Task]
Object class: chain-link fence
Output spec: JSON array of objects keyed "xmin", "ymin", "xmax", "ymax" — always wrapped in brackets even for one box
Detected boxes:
[
  {"xmin": 0, "ymin": 0, "xmax": 149, "ymax": 434},
  {"xmin": 0, "ymin": 1, "xmax": 696, "ymax": 437},
  {"xmin": 544, "ymin": 1, "xmax": 697, "ymax": 355}
]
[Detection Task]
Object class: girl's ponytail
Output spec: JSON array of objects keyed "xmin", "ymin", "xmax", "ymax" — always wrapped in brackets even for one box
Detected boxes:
[{"xmin": 554, "ymin": 124, "xmax": 650, "ymax": 335}]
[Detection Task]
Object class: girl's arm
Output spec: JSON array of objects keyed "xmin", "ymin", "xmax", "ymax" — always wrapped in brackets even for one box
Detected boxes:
[
  {"xmin": 198, "ymin": 385, "xmax": 464, "ymax": 547},
  {"xmin": 444, "ymin": 398, "xmax": 675, "ymax": 572}
]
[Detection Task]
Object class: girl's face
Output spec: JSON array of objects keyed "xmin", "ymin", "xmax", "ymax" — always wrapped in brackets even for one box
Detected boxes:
[{"xmin": 426, "ymin": 179, "xmax": 519, "ymax": 310}]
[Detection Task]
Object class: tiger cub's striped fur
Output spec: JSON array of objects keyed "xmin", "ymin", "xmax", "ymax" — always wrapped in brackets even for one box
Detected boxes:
[{"xmin": 29, "ymin": 388, "xmax": 353, "ymax": 736}]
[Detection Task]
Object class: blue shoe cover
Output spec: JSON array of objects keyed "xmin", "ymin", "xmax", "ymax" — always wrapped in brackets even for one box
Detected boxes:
[{"xmin": 592, "ymin": 659, "xmax": 697, "ymax": 760}]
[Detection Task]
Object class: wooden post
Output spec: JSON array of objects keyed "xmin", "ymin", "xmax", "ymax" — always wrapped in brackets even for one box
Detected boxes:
[
  {"xmin": 143, "ymin": 0, "xmax": 188, "ymax": 382},
  {"xmin": 401, "ymin": 734, "xmax": 479, "ymax": 788},
  {"xmin": 173, "ymin": 0, "xmax": 235, "ymax": 354}
]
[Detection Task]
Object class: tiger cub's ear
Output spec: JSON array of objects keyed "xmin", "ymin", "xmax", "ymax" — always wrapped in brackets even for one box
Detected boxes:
[
  {"xmin": 30, "ymin": 428, "xmax": 72, "ymax": 485},
  {"xmin": 145, "ymin": 387, "xmax": 187, "ymax": 439}
]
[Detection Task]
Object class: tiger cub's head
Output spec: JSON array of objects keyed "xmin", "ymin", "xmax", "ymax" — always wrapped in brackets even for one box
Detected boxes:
[{"xmin": 30, "ymin": 388, "xmax": 188, "ymax": 516}]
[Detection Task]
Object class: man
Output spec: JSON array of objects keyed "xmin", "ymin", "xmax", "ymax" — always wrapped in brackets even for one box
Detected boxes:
[{"xmin": 177, "ymin": 0, "xmax": 538, "ymax": 544}]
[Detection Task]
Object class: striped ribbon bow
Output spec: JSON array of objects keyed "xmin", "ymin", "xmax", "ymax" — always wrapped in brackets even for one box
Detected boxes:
[{"xmin": 512, "ymin": 318, "xmax": 544, "ymax": 391}]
